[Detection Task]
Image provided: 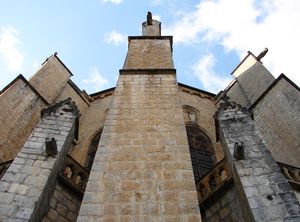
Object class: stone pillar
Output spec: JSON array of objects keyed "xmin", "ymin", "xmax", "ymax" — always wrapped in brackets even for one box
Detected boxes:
[
  {"xmin": 0, "ymin": 98, "xmax": 80, "ymax": 222},
  {"xmin": 78, "ymin": 14, "xmax": 201, "ymax": 221},
  {"xmin": 216, "ymin": 97, "xmax": 300, "ymax": 221},
  {"xmin": 78, "ymin": 71, "xmax": 201, "ymax": 221}
]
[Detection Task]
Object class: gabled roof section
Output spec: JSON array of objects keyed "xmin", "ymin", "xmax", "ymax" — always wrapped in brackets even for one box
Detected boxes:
[
  {"xmin": 67, "ymin": 79, "xmax": 91, "ymax": 106},
  {"xmin": 41, "ymin": 52, "xmax": 73, "ymax": 76},
  {"xmin": 0, "ymin": 74, "xmax": 49, "ymax": 105},
  {"xmin": 231, "ymin": 51, "xmax": 258, "ymax": 78}
]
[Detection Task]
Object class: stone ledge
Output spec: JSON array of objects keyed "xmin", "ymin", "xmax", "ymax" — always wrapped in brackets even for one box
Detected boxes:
[{"xmin": 119, "ymin": 69, "xmax": 176, "ymax": 75}]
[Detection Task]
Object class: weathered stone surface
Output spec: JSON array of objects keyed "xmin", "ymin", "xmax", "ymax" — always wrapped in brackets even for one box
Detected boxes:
[
  {"xmin": 43, "ymin": 183, "xmax": 82, "ymax": 222},
  {"xmin": 78, "ymin": 71, "xmax": 201, "ymax": 220},
  {"xmin": 123, "ymin": 38, "xmax": 174, "ymax": 69},
  {"xmin": 29, "ymin": 55, "xmax": 71, "ymax": 104},
  {"xmin": 0, "ymin": 100, "xmax": 79, "ymax": 222},
  {"xmin": 217, "ymin": 104, "xmax": 300, "ymax": 221},
  {"xmin": 252, "ymin": 76, "xmax": 300, "ymax": 168},
  {"xmin": 0, "ymin": 77, "xmax": 47, "ymax": 163}
]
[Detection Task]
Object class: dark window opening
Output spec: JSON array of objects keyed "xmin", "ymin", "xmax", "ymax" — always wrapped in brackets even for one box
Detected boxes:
[
  {"xmin": 186, "ymin": 124, "xmax": 215, "ymax": 182},
  {"xmin": 85, "ymin": 129, "xmax": 102, "ymax": 171}
]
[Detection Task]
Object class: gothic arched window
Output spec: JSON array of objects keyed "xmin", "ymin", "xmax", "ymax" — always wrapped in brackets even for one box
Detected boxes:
[
  {"xmin": 186, "ymin": 124, "xmax": 215, "ymax": 182},
  {"xmin": 85, "ymin": 129, "xmax": 102, "ymax": 171}
]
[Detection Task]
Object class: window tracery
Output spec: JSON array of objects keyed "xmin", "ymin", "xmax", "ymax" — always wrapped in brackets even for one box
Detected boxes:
[{"xmin": 186, "ymin": 124, "xmax": 215, "ymax": 182}]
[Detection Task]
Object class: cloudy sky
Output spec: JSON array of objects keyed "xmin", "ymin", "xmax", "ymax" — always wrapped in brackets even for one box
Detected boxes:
[{"xmin": 0, "ymin": 0, "xmax": 299, "ymax": 94}]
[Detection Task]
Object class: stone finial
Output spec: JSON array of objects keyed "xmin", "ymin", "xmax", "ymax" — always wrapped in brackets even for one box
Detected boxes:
[
  {"xmin": 256, "ymin": 48, "xmax": 268, "ymax": 61},
  {"xmin": 147, "ymin": 11, "xmax": 153, "ymax": 25}
]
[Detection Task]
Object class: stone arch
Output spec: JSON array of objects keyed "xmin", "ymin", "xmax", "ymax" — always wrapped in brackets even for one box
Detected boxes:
[
  {"xmin": 84, "ymin": 128, "xmax": 103, "ymax": 171},
  {"xmin": 182, "ymin": 105, "xmax": 200, "ymax": 123},
  {"xmin": 185, "ymin": 123, "xmax": 215, "ymax": 182}
]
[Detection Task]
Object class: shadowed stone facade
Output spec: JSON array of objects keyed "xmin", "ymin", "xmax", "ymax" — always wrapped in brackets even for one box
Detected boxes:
[{"xmin": 0, "ymin": 13, "xmax": 299, "ymax": 221}]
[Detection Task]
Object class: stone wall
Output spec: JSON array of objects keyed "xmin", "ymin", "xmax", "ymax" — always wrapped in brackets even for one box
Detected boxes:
[
  {"xmin": 42, "ymin": 183, "xmax": 81, "ymax": 222},
  {"xmin": 217, "ymin": 103, "xmax": 300, "ymax": 221},
  {"xmin": 0, "ymin": 76, "xmax": 47, "ymax": 163},
  {"xmin": 123, "ymin": 38, "xmax": 174, "ymax": 69},
  {"xmin": 235, "ymin": 62, "xmax": 275, "ymax": 106},
  {"xmin": 68, "ymin": 95, "xmax": 112, "ymax": 165},
  {"xmin": 201, "ymin": 183, "xmax": 244, "ymax": 222},
  {"xmin": 0, "ymin": 99, "xmax": 79, "ymax": 222},
  {"xmin": 252, "ymin": 76, "xmax": 300, "ymax": 168},
  {"xmin": 224, "ymin": 81, "xmax": 251, "ymax": 108},
  {"xmin": 77, "ymin": 72, "xmax": 201, "ymax": 221}
]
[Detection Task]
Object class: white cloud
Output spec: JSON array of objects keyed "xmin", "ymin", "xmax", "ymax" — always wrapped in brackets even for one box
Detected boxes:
[
  {"xmin": 102, "ymin": 0, "xmax": 123, "ymax": 4},
  {"xmin": 32, "ymin": 60, "xmax": 39, "ymax": 71},
  {"xmin": 192, "ymin": 53, "xmax": 231, "ymax": 93},
  {"xmin": 152, "ymin": 0, "xmax": 163, "ymax": 6},
  {"xmin": 83, "ymin": 67, "xmax": 109, "ymax": 91},
  {"xmin": 104, "ymin": 31, "xmax": 126, "ymax": 45},
  {"xmin": 153, "ymin": 15, "xmax": 161, "ymax": 21},
  {"xmin": 165, "ymin": 0, "xmax": 300, "ymax": 85},
  {"xmin": 0, "ymin": 27, "xmax": 24, "ymax": 72}
]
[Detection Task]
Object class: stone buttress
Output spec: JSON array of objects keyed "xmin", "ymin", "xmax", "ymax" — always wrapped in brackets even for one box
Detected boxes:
[
  {"xmin": 216, "ymin": 96, "xmax": 300, "ymax": 221},
  {"xmin": 77, "ymin": 14, "xmax": 202, "ymax": 221},
  {"xmin": 0, "ymin": 98, "xmax": 80, "ymax": 221}
]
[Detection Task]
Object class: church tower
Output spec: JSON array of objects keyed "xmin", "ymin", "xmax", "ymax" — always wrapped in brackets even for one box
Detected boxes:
[
  {"xmin": 77, "ymin": 12, "xmax": 201, "ymax": 221},
  {"xmin": 0, "ymin": 11, "xmax": 300, "ymax": 222}
]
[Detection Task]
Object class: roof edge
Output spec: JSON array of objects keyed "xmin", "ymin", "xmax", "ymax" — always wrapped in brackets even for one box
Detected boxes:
[
  {"xmin": 41, "ymin": 52, "xmax": 73, "ymax": 76},
  {"xmin": 88, "ymin": 82, "xmax": 216, "ymax": 98},
  {"xmin": 89, "ymin": 87, "xmax": 116, "ymax": 98},
  {"xmin": 178, "ymin": 82, "xmax": 216, "ymax": 97},
  {"xmin": 0, "ymin": 74, "xmax": 49, "ymax": 105},
  {"xmin": 231, "ymin": 51, "xmax": 258, "ymax": 75},
  {"xmin": 249, "ymin": 73, "xmax": 299, "ymax": 110},
  {"xmin": 67, "ymin": 79, "xmax": 91, "ymax": 106}
]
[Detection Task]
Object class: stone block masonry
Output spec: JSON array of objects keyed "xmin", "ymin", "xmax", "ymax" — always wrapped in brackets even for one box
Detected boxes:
[
  {"xmin": 252, "ymin": 76, "xmax": 300, "ymax": 168},
  {"xmin": 202, "ymin": 183, "xmax": 244, "ymax": 222},
  {"xmin": 0, "ymin": 98, "xmax": 79, "ymax": 222},
  {"xmin": 42, "ymin": 183, "xmax": 82, "ymax": 222},
  {"xmin": 216, "ymin": 101, "xmax": 300, "ymax": 221},
  {"xmin": 0, "ymin": 76, "xmax": 47, "ymax": 163},
  {"xmin": 77, "ymin": 72, "xmax": 202, "ymax": 221}
]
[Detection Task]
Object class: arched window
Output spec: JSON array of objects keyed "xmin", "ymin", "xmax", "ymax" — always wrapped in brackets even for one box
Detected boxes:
[
  {"xmin": 186, "ymin": 124, "xmax": 215, "ymax": 182},
  {"xmin": 85, "ymin": 129, "xmax": 102, "ymax": 171}
]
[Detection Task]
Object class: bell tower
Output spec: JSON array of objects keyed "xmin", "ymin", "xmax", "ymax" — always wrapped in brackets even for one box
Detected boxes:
[{"xmin": 77, "ymin": 12, "xmax": 201, "ymax": 221}]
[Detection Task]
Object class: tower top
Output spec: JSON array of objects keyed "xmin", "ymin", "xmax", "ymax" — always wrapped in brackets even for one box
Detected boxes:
[{"xmin": 142, "ymin": 11, "xmax": 161, "ymax": 36}]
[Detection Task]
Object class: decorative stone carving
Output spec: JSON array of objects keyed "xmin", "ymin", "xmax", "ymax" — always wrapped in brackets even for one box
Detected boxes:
[
  {"xmin": 182, "ymin": 105, "xmax": 199, "ymax": 123},
  {"xmin": 41, "ymin": 97, "xmax": 80, "ymax": 117},
  {"xmin": 196, "ymin": 158, "xmax": 232, "ymax": 204}
]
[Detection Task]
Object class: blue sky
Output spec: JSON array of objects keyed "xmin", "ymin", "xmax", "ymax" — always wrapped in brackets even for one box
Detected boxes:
[{"xmin": 0, "ymin": 0, "xmax": 299, "ymax": 94}]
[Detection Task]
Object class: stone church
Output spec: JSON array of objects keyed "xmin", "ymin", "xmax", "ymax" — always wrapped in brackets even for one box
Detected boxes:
[{"xmin": 0, "ymin": 13, "xmax": 300, "ymax": 222}]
